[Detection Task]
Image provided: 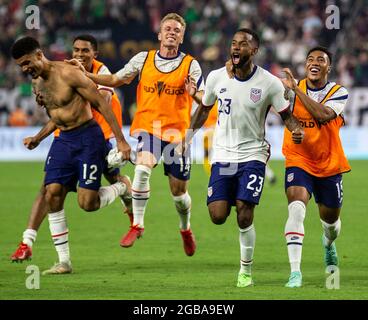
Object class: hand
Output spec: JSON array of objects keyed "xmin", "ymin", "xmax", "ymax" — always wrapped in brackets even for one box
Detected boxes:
[
  {"xmin": 225, "ymin": 59, "xmax": 235, "ymax": 79},
  {"xmin": 64, "ymin": 58, "xmax": 86, "ymax": 73},
  {"xmin": 291, "ymin": 127, "xmax": 304, "ymax": 144},
  {"xmin": 281, "ymin": 68, "xmax": 297, "ymax": 90},
  {"xmin": 117, "ymin": 140, "xmax": 131, "ymax": 160},
  {"xmin": 185, "ymin": 76, "xmax": 197, "ymax": 97},
  {"xmin": 23, "ymin": 136, "xmax": 40, "ymax": 150}
]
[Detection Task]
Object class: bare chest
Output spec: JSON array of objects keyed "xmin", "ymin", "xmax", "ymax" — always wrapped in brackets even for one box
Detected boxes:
[{"xmin": 35, "ymin": 76, "xmax": 75, "ymax": 109}]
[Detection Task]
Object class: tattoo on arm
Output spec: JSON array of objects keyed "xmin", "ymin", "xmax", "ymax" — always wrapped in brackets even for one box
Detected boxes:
[{"xmin": 280, "ymin": 109, "xmax": 301, "ymax": 132}]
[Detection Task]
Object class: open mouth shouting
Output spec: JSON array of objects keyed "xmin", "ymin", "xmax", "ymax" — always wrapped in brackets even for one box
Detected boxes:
[
  {"xmin": 309, "ymin": 66, "xmax": 320, "ymax": 76},
  {"xmin": 232, "ymin": 53, "xmax": 241, "ymax": 65}
]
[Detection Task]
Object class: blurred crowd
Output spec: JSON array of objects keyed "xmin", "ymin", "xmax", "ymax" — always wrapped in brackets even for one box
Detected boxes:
[{"xmin": 0, "ymin": 0, "xmax": 367, "ymax": 127}]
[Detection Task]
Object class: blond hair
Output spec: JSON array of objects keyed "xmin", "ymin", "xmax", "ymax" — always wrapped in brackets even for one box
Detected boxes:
[{"xmin": 160, "ymin": 13, "xmax": 186, "ymax": 32}]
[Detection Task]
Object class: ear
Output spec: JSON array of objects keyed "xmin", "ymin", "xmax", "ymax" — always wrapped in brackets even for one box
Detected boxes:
[
  {"xmin": 158, "ymin": 32, "xmax": 162, "ymax": 42},
  {"xmin": 36, "ymin": 49, "xmax": 43, "ymax": 60},
  {"xmin": 94, "ymin": 51, "xmax": 98, "ymax": 59},
  {"xmin": 252, "ymin": 47, "xmax": 258, "ymax": 56},
  {"xmin": 327, "ymin": 66, "xmax": 332, "ymax": 73}
]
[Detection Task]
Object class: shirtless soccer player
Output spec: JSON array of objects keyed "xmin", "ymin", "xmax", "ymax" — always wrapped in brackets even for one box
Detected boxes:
[
  {"xmin": 11, "ymin": 35, "xmax": 133, "ymax": 273},
  {"xmin": 11, "ymin": 36, "xmax": 131, "ymax": 274}
]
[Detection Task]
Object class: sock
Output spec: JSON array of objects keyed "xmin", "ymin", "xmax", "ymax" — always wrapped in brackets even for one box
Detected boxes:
[
  {"xmin": 98, "ymin": 182, "xmax": 126, "ymax": 208},
  {"xmin": 239, "ymin": 224, "xmax": 256, "ymax": 275},
  {"xmin": 173, "ymin": 192, "xmax": 191, "ymax": 230},
  {"xmin": 132, "ymin": 165, "xmax": 151, "ymax": 227},
  {"xmin": 48, "ymin": 209, "xmax": 70, "ymax": 264},
  {"xmin": 321, "ymin": 218, "xmax": 341, "ymax": 247},
  {"xmin": 120, "ymin": 182, "xmax": 132, "ymax": 213},
  {"xmin": 285, "ymin": 201, "xmax": 306, "ymax": 273},
  {"xmin": 22, "ymin": 229, "xmax": 37, "ymax": 247}
]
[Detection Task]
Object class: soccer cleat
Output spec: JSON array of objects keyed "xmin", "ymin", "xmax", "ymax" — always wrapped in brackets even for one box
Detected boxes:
[
  {"xmin": 42, "ymin": 262, "xmax": 72, "ymax": 275},
  {"xmin": 285, "ymin": 271, "xmax": 302, "ymax": 288},
  {"xmin": 11, "ymin": 242, "xmax": 32, "ymax": 262},
  {"xmin": 323, "ymin": 235, "xmax": 339, "ymax": 268},
  {"xmin": 180, "ymin": 229, "xmax": 196, "ymax": 256},
  {"xmin": 237, "ymin": 273, "xmax": 253, "ymax": 287},
  {"xmin": 120, "ymin": 225, "xmax": 144, "ymax": 247}
]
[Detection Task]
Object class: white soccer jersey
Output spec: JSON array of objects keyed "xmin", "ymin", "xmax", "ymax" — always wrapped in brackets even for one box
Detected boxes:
[
  {"xmin": 202, "ymin": 65, "xmax": 289, "ymax": 164},
  {"xmin": 287, "ymin": 81, "xmax": 348, "ymax": 116},
  {"xmin": 116, "ymin": 51, "xmax": 204, "ymax": 91},
  {"xmin": 97, "ymin": 64, "xmax": 114, "ymax": 93}
]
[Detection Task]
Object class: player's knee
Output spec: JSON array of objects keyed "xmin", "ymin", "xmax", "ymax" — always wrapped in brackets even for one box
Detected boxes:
[
  {"xmin": 209, "ymin": 208, "xmax": 227, "ymax": 225},
  {"xmin": 78, "ymin": 197, "xmax": 99, "ymax": 212},
  {"xmin": 288, "ymin": 200, "xmax": 306, "ymax": 222},
  {"xmin": 45, "ymin": 188, "xmax": 63, "ymax": 211}
]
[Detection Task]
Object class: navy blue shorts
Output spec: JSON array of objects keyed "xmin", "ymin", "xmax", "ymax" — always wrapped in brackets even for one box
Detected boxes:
[
  {"xmin": 207, "ymin": 161, "xmax": 266, "ymax": 206},
  {"xmin": 44, "ymin": 120, "xmax": 108, "ymax": 191},
  {"xmin": 136, "ymin": 132, "xmax": 191, "ymax": 181},
  {"xmin": 285, "ymin": 167, "xmax": 343, "ymax": 208}
]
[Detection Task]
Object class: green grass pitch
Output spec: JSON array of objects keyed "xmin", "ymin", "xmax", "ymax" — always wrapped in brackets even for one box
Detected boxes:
[{"xmin": 0, "ymin": 160, "xmax": 367, "ymax": 300}]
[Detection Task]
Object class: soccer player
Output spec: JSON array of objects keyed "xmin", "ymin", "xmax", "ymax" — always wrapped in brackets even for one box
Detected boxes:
[
  {"xmin": 203, "ymin": 102, "xmax": 278, "ymax": 185},
  {"xmin": 178, "ymin": 28, "xmax": 304, "ymax": 287},
  {"xmin": 11, "ymin": 36, "xmax": 131, "ymax": 273},
  {"xmin": 202, "ymin": 102, "xmax": 218, "ymax": 175},
  {"xmin": 281, "ymin": 46, "xmax": 350, "ymax": 288},
  {"xmin": 10, "ymin": 35, "xmax": 134, "ymax": 272},
  {"xmin": 67, "ymin": 13, "xmax": 204, "ymax": 256}
]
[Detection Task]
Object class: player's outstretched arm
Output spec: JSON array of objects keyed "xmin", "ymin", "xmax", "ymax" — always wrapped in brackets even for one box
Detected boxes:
[
  {"xmin": 282, "ymin": 68, "xmax": 336, "ymax": 123},
  {"xmin": 65, "ymin": 68, "xmax": 131, "ymax": 159},
  {"xmin": 65, "ymin": 58, "xmax": 137, "ymax": 88},
  {"xmin": 280, "ymin": 108, "xmax": 304, "ymax": 144},
  {"xmin": 23, "ymin": 119, "xmax": 57, "ymax": 150},
  {"xmin": 177, "ymin": 102, "xmax": 213, "ymax": 155}
]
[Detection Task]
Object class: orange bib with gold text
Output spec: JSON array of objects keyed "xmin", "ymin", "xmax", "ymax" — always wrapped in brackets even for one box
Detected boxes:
[{"xmin": 282, "ymin": 79, "xmax": 350, "ymax": 177}]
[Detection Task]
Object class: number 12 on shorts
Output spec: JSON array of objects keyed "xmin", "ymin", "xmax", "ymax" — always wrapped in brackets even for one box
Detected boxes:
[{"xmin": 82, "ymin": 163, "xmax": 98, "ymax": 181}]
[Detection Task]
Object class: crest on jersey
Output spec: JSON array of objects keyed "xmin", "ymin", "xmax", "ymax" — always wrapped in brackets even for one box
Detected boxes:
[
  {"xmin": 250, "ymin": 88, "xmax": 262, "ymax": 103},
  {"xmin": 208, "ymin": 186, "xmax": 213, "ymax": 197},
  {"xmin": 287, "ymin": 173, "xmax": 294, "ymax": 182},
  {"xmin": 155, "ymin": 81, "xmax": 166, "ymax": 97}
]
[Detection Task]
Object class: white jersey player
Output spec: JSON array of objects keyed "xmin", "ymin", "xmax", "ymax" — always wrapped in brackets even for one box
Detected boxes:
[{"xmin": 179, "ymin": 28, "xmax": 304, "ymax": 287}]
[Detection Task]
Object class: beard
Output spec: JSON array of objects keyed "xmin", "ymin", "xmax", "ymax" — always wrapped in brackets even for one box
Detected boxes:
[{"xmin": 233, "ymin": 54, "xmax": 251, "ymax": 69}]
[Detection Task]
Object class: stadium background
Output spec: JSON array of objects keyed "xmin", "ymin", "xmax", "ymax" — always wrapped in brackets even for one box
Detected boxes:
[{"xmin": 0, "ymin": 0, "xmax": 367, "ymax": 301}]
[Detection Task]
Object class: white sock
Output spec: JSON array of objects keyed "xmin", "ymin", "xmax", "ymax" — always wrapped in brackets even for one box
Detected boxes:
[
  {"xmin": 98, "ymin": 182, "xmax": 127, "ymax": 208},
  {"xmin": 173, "ymin": 192, "xmax": 191, "ymax": 230},
  {"xmin": 285, "ymin": 201, "xmax": 306, "ymax": 273},
  {"xmin": 321, "ymin": 218, "xmax": 341, "ymax": 247},
  {"xmin": 48, "ymin": 209, "xmax": 70, "ymax": 264},
  {"xmin": 22, "ymin": 229, "xmax": 37, "ymax": 247},
  {"xmin": 239, "ymin": 224, "xmax": 256, "ymax": 275},
  {"xmin": 132, "ymin": 165, "xmax": 151, "ymax": 227}
]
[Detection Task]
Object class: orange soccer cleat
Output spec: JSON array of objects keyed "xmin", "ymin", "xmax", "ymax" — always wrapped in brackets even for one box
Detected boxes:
[
  {"xmin": 120, "ymin": 225, "xmax": 144, "ymax": 248},
  {"xmin": 11, "ymin": 242, "xmax": 32, "ymax": 262},
  {"xmin": 180, "ymin": 229, "xmax": 196, "ymax": 256}
]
